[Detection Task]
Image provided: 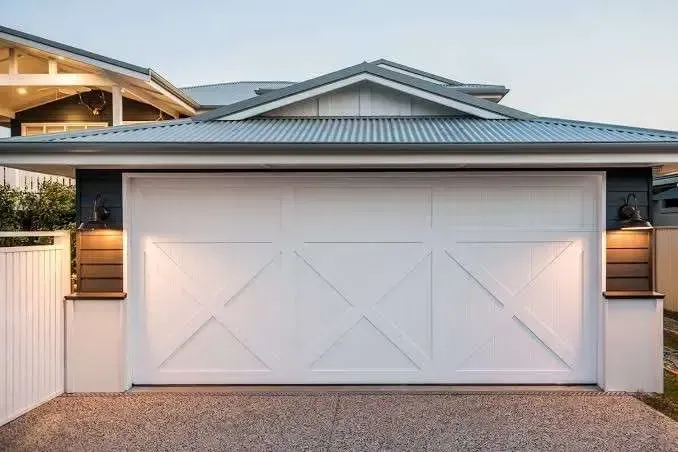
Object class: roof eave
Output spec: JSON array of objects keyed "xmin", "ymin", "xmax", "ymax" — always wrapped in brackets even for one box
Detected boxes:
[
  {"xmin": 2, "ymin": 141, "xmax": 678, "ymax": 154},
  {"xmin": 149, "ymin": 70, "xmax": 199, "ymax": 109}
]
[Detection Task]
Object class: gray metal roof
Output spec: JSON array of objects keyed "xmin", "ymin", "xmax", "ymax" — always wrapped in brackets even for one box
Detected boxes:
[
  {"xmin": 181, "ymin": 81, "xmax": 295, "ymax": 108},
  {"xmin": 195, "ymin": 62, "xmax": 529, "ymax": 121},
  {"xmin": 5, "ymin": 117, "xmax": 678, "ymax": 145}
]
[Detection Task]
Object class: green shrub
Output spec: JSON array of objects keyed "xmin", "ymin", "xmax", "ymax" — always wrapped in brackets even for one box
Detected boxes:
[{"xmin": 0, "ymin": 181, "xmax": 76, "ymax": 246}]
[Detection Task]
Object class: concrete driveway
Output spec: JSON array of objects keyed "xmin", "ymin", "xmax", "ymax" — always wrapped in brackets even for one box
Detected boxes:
[{"xmin": 1, "ymin": 391, "xmax": 677, "ymax": 451}]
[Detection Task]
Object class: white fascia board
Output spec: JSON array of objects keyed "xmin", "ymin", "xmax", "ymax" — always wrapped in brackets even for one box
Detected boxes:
[
  {"xmin": 0, "ymin": 31, "xmax": 150, "ymax": 81},
  {"xmin": 219, "ymin": 73, "xmax": 508, "ymax": 120},
  {"xmin": 148, "ymin": 80, "xmax": 196, "ymax": 116},
  {"xmin": 0, "ymin": 151, "xmax": 675, "ymax": 168}
]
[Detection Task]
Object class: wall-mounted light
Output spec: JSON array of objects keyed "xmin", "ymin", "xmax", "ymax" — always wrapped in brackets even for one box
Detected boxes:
[
  {"xmin": 618, "ymin": 193, "xmax": 653, "ymax": 230},
  {"xmin": 16, "ymin": 87, "xmax": 27, "ymax": 95},
  {"xmin": 78, "ymin": 194, "xmax": 110, "ymax": 230}
]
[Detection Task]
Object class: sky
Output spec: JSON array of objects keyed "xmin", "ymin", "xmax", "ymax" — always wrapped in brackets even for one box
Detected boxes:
[{"xmin": 3, "ymin": 0, "xmax": 678, "ymax": 131}]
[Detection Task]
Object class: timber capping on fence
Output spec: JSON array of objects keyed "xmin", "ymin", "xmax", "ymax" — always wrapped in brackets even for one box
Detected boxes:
[{"xmin": 655, "ymin": 228, "xmax": 678, "ymax": 312}]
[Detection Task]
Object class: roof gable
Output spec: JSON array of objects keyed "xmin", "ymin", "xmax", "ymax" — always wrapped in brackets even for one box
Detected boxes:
[
  {"xmin": 195, "ymin": 62, "xmax": 534, "ymax": 121},
  {"xmin": 0, "ymin": 25, "xmax": 197, "ymax": 115}
]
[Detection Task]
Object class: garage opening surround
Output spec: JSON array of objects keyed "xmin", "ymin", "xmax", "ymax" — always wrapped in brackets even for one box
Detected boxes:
[{"xmin": 113, "ymin": 172, "xmax": 607, "ymax": 386}]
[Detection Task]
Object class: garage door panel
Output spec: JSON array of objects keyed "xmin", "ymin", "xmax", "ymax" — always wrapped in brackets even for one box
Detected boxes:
[
  {"xmin": 297, "ymin": 242, "xmax": 429, "ymax": 307},
  {"xmin": 457, "ymin": 317, "xmax": 572, "ymax": 372},
  {"xmin": 310, "ymin": 317, "xmax": 420, "ymax": 371},
  {"xmin": 434, "ymin": 182, "xmax": 597, "ymax": 231},
  {"xmin": 159, "ymin": 317, "xmax": 269, "ymax": 373},
  {"xmin": 135, "ymin": 181, "xmax": 283, "ymax": 238},
  {"xmin": 293, "ymin": 186, "xmax": 431, "ymax": 241},
  {"xmin": 433, "ymin": 252, "xmax": 506, "ymax": 369},
  {"xmin": 375, "ymin": 254, "xmax": 432, "ymax": 358},
  {"xmin": 130, "ymin": 173, "xmax": 600, "ymax": 384},
  {"xmin": 152, "ymin": 241, "xmax": 279, "ymax": 302},
  {"xmin": 217, "ymin": 255, "xmax": 285, "ymax": 368}
]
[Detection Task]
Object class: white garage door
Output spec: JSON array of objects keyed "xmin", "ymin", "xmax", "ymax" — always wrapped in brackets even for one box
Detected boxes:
[{"xmin": 128, "ymin": 173, "xmax": 600, "ymax": 385}]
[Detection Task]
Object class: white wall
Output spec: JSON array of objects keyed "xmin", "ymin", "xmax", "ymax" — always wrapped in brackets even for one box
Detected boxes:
[{"xmin": 264, "ymin": 82, "xmax": 465, "ymax": 117}]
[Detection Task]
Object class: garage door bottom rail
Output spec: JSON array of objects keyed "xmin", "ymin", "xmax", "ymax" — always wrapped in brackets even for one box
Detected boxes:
[{"xmin": 126, "ymin": 384, "xmax": 602, "ymax": 395}]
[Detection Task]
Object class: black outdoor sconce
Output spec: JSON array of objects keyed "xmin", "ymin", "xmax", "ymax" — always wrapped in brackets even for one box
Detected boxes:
[
  {"xmin": 618, "ymin": 193, "xmax": 653, "ymax": 230},
  {"xmin": 78, "ymin": 194, "xmax": 110, "ymax": 230}
]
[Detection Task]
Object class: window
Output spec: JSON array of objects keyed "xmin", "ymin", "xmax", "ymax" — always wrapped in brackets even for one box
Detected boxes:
[
  {"xmin": 21, "ymin": 122, "xmax": 109, "ymax": 136},
  {"xmin": 664, "ymin": 198, "xmax": 678, "ymax": 209}
]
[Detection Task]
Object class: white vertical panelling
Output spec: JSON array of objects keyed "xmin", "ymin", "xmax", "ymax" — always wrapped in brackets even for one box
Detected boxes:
[
  {"xmin": 265, "ymin": 83, "xmax": 465, "ymax": 117},
  {"xmin": 0, "ymin": 232, "xmax": 70, "ymax": 427}
]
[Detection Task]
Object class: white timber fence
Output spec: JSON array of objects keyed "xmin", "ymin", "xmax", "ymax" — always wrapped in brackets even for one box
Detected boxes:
[{"xmin": 0, "ymin": 231, "xmax": 71, "ymax": 426}]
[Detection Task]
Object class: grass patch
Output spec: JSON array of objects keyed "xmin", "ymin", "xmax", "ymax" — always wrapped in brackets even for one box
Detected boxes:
[{"xmin": 637, "ymin": 371, "xmax": 678, "ymax": 422}]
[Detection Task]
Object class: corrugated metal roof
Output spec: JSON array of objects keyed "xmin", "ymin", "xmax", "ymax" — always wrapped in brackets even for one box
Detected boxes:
[
  {"xmin": 181, "ymin": 82, "xmax": 296, "ymax": 107},
  {"xmin": 7, "ymin": 117, "xmax": 678, "ymax": 144}
]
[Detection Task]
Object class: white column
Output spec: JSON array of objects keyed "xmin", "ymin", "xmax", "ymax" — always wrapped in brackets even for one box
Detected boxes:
[
  {"xmin": 48, "ymin": 59, "xmax": 58, "ymax": 75},
  {"xmin": 8, "ymin": 48, "xmax": 18, "ymax": 75},
  {"xmin": 599, "ymin": 295, "xmax": 664, "ymax": 392},
  {"xmin": 65, "ymin": 296, "xmax": 129, "ymax": 392},
  {"xmin": 111, "ymin": 84, "xmax": 123, "ymax": 126}
]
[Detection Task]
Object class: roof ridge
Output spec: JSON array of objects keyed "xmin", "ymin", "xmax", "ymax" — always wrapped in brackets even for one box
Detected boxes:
[{"xmin": 181, "ymin": 81, "xmax": 296, "ymax": 89}]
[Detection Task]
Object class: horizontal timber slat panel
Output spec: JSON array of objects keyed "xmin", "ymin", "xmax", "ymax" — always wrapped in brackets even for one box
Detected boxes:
[
  {"xmin": 606, "ymin": 277, "xmax": 651, "ymax": 291},
  {"xmin": 80, "ymin": 264, "xmax": 124, "ymax": 278},
  {"xmin": 606, "ymin": 263, "xmax": 649, "ymax": 278},
  {"xmin": 606, "ymin": 231, "xmax": 650, "ymax": 249},
  {"xmin": 606, "ymin": 248, "xmax": 650, "ymax": 263},
  {"xmin": 79, "ymin": 278, "xmax": 123, "ymax": 292},
  {"xmin": 78, "ymin": 249, "xmax": 123, "ymax": 265},
  {"xmin": 78, "ymin": 232, "xmax": 124, "ymax": 250}
]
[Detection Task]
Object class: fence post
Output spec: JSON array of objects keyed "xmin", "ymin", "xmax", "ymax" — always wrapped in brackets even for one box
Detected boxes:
[{"xmin": 53, "ymin": 232, "xmax": 72, "ymax": 297}]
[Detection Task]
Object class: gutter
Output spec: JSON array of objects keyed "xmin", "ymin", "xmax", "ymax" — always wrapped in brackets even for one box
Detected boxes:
[
  {"xmin": 2, "ymin": 141, "xmax": 678, "ymax": 154},
  {"xmin": 149, "ymin": 70, "xmax": 199, "ymax": 109}
]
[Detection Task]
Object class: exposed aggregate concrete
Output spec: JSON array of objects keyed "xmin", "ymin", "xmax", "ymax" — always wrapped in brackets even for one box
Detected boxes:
[{"xmin": 1, "ymin": 392, "xmax": 677, "ymax": 451}]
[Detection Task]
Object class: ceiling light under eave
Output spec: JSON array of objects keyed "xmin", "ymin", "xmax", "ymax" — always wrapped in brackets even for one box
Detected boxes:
[{"xmin": 16, "ymin": 87, "xmax": 27, "ymax": 95}]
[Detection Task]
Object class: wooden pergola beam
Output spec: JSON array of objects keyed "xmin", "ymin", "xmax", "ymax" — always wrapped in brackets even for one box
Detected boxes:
[{"xmin": 0, "ymin": 73, "xmax": 112, "ymax": 86}]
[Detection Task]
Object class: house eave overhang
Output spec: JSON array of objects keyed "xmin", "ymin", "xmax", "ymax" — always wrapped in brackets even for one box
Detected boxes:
[
  {"xmin": 2, "ymin": 141, "xmax": 678, "ymax": 154},
  {"xmin": 3, "ymin": 142, "xmax": 678, "ymax": 175}
]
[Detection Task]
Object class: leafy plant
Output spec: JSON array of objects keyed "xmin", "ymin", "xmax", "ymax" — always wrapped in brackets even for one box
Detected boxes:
[{"xmin": 0, "ymin": 181, "xmax": 76, "ymax": 247}]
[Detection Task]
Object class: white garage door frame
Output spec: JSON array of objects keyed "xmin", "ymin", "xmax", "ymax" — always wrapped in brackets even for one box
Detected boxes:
[{"xmin": 122, "ymin": 171, "xmax": 606, "ymax": 386}]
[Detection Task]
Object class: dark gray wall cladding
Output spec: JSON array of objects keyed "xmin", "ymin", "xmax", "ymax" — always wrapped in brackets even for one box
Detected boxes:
[
  {"xmin": 606, "ymin": 168, "xmax": 652, "ymax": 229},
  {"xmin": 76, "ymin": 169, "xmax": 123, "ymax": 228},
  {"xmin": 10, "ymin": 93, "xmax": 171, "ymax": 137}
]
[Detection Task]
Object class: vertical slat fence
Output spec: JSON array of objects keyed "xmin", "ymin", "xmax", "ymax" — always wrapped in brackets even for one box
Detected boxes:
[{"xmin": 0, "ymin": 231, "xmax": 70, "ymax": 426}]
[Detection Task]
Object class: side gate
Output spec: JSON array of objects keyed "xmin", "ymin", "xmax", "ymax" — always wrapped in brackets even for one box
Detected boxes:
[{"xmin": 0, "ymin": 231, "xmax": 71, "ymax": 426}]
